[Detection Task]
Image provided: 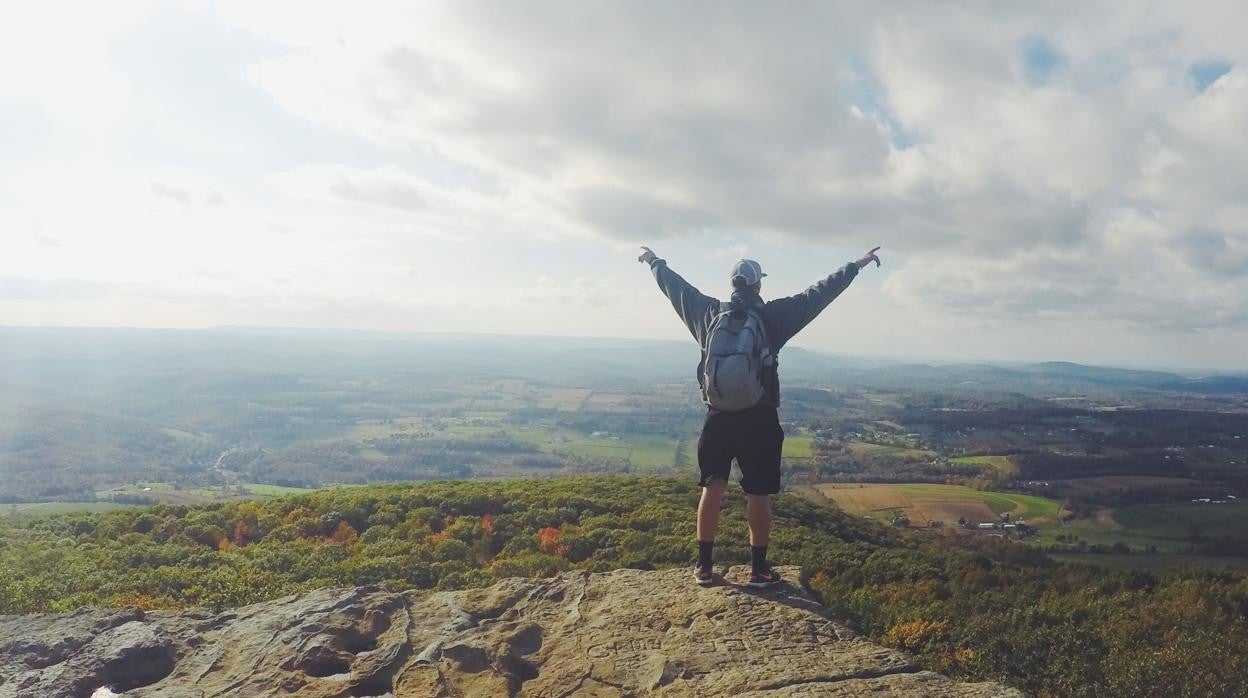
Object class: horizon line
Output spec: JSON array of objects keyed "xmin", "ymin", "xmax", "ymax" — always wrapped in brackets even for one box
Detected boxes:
[{"xmin": 2, "ymin": 323, "xmax": 1241, "ymax": 377}]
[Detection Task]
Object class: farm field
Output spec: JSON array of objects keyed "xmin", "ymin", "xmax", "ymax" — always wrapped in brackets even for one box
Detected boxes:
[
  {"xmin": 951, "ymin": 455, "xmax": 1015, "ymax": 473},
  {"xmin": 1047, "ymin": 553, "xmax": 1248, "ymax": 572},
  {"xmin": 810, "ymin": 482, "xmax": 1061, "ymax": 526},
  {"xmin": 847, "ymin": 441, "xmax": 936, "ymax": 460},
  {"xmin": 536, "ymin": 387, "xmax": 593, "ymax": 410},
  {"xmin": 4, "ymin": 502, "xmax": 138, "ymax": 516},
  {"xmin": 783, "ymin": 433, "xmax": 817, "ymax": 459},
  {"xmin": 7, "ymin": 481, "xmax": 343, "ymax": 518},
  {"xmin": 1035, "ymin": 501, "xmax": 1248, "ymax": 552},
  {"xmin": 94, "ymin": 481, "xmax": 320, "ymax": 507},
  {"xmin": 1112, "ymin": 502, "xmax": 1248, "ymax": 542},
  {"xmin": 510, "ymin": 426, "xmax": 686, "ymax": 470}
]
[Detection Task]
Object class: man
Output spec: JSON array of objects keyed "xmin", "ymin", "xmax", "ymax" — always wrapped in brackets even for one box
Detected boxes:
[{"xmin": 638, "ymin": 245, "xmax": 882, "ymax": 588}]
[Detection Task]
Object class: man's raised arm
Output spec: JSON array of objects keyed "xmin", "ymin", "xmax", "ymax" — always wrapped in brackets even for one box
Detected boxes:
[
  {"xmin": 765, "ymin": 247, "xmax": 882, "ymax": 349},
  {"xmin": 638, "ymin": 246, "xmax": 716, "ymax": 343}
]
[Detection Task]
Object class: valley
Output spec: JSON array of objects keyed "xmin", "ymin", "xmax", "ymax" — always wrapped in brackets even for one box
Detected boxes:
[{"xmin": 3, "ymin": 327, "xmax": 1247, "ymax": 567}]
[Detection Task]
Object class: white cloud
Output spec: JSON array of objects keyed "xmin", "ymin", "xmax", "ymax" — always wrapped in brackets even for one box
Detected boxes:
[
  {"xmin": 0, "ymin": 2, "xmax": 145, "ymax": 125},
  {"xmin": 4, "ymin": 2, "xmax": 1247, "ymax": 367},
  {"xmin": 223, "ymin": 0, "xmax": 1248, "ymax": 344}
]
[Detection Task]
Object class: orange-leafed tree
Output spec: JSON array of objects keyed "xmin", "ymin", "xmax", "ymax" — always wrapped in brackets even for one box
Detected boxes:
[
  {"xmin": 536, "ymin": 527, "xmax": 568, "ymax": 558},
  {"xmin": 327, "ymin": 520, "xmax": 358, "ymax": 545}
]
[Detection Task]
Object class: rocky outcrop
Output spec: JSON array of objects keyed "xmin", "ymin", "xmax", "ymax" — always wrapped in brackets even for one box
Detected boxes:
[{"xmin": 0, "ymin": 566, "xmax": 1022, "ymax": 697}]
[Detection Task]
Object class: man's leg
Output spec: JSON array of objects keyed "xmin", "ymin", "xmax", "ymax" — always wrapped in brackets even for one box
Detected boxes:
[
  {"xmin": 694, "ymin": 412, "xmax": 732, "ymax": 579},
  {"xmin": 746, "ymin": 493, "xmax": 771, "ymax": 548},
  {"xmin": 739, "ymin": 406, "xmax": 783, "ymax": 586},
  {"xmin": 747, "ymin": 493, "xmax": 773, "ymax": 578},
  {"xmin": 698, "ymin": 477, "xmax": 729, "ymax": 543}
]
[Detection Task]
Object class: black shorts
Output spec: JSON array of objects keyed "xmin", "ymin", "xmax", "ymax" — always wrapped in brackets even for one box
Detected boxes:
[{"xmin": 696, "ymin": 404, "xmax": 784, "ymax": 495}]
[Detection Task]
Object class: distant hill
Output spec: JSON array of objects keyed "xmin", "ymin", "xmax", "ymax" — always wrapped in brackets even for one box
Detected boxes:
[{"xmin": 1, "ymin": 325, "xmax": 1240, "ymax": 395}]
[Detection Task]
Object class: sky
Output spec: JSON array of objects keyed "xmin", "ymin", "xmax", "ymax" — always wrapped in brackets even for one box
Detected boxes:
[{"xmin": 2, "ymin": 1, "xmax": 1246, "ymax": 371}]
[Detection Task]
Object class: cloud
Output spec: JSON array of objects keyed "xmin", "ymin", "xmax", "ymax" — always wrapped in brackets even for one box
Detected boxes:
[
  {"xmin": 0, "ymin": 276, "xmax": 115, "ymax": 301},
  {"xmin": 4, "ymin": 2, "xmax": 1246, "ymax": 366},
  {"xmin": 265, "ymin": 163, "xmax": 582, "ymax": 242},
  {"xmin": 150, "ymin": 181, "xmax": 191, "ymax": 207},
  {"xmin": 0, "ymin": 3, "xmax": 136, "ymax": 125},
  {"xmin": 217, "ymin": 2, "xmax": 1248, "ymax": 337}
]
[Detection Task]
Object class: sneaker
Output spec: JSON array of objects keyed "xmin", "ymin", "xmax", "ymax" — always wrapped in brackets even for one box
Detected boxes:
[
  {"xmin": 747, "ymin": 565, "xmax": 782, "ymax": 589},
  {"xmin": 693, "ymin": 567, "xmax": 715, "ymax": 586}
]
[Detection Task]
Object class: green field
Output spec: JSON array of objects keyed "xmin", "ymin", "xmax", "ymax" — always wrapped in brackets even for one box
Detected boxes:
[
  {"xmin": 847, "ymin": 441, "xmax": 935, "ymax": 460},
  {"xmin": 510, "ymin": 426, "xmax": 683, "ymax": 470},
  {"xmin": 234, "ymin": 483, "xmax": 320, "ymax": 497},
  {"xmin": 94, "ymin": 481, "xmax": 319, "ymax": 507},
  {"xmin": 5, "ymin": 502, "xmax": 139, "ymax": 516},
  {"xmin": 812, "ymin": 482, "xmax": 1062, "ymax": 526},
  {"xmin": 1039, "ymin": 502, "xmax": 1248, "ymax": 553},
  {"xmin": 951, "ymin": 454, "xmax": 1015, "ymax": 473},
  {"xmin": 783, "ymin": 434, "xmax": 816, "ymax": 459},
  {"xmin": 1112, "ymin": 503, "xmax": 1248, "ymax": 547},
  {"xmin": 1048, "ymin": 553, "xmax": 1248, "ymax": 572}
]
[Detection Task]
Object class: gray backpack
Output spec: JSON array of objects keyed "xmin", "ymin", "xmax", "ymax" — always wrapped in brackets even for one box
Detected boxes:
[{"xmin": 703, "ymin": 305, "xmax": 773, "ymax": 411}]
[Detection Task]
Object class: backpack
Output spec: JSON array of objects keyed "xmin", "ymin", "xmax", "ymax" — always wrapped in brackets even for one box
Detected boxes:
[{"xmin": 702, "ymin": 305, "xmax": 773, "ymax": 411}]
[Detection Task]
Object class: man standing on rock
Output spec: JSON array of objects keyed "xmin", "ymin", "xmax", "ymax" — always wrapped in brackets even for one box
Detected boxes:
[{"xmin": 639, "ymin": 245, "xmax": 882, "ymax": 588}]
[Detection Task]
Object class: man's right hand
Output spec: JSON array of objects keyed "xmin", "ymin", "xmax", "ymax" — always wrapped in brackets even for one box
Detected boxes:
[
  {"xmin": 638, "ymin": 246, "xmax": 657, "ymax": 264},
  {"xmin": 855, "ymin": 246, "xmax": 882, "ymax": 270}
]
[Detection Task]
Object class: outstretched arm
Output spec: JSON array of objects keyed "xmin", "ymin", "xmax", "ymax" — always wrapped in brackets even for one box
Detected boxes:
[
  {"xmin": 765, "ymin": 247, "xmax": 882, "ymax": 349},
  {"xmin": 638, "ymin": 246, "xmax": 717, "ymax": 344}
]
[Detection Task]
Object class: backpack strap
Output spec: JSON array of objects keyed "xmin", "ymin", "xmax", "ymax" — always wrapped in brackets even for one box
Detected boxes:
[{"xmin": 740, "ymin": 305, "xmax": 774, "ymax": 367}]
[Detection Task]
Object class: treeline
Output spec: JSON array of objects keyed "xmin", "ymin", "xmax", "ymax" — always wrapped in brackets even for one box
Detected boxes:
[
  {"xmin": 1013, "ymin": 451, "xmax": 1220, "ymax": 481},
  {"xmin": 0, "ymin": 407, "xmax": 213, "ymax": 501},
  {"xmin": 1096, "ymin": 409, "xmax": 1248, "ymax": 449},
  {"xmin": 232, "ymin": 435, "xmax": 551, "ymax": 487},
  {"xmin": 1, "ymin": 477, "xmax": 1246, "ymax": 696}
]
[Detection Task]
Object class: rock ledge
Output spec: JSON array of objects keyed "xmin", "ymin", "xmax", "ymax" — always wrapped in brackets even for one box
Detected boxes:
[{"xmin": 0, "ymin": 566, "xmax": 1022, "ymax": 697}]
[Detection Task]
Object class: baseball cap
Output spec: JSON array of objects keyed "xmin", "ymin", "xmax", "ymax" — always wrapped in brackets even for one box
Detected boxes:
[{"xmin": 729, "ymin": 259, "xmax": 767, "ymax": 286}]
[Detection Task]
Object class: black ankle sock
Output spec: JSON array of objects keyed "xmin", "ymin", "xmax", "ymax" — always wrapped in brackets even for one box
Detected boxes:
[
  {"xmin": 697, "ymin": 540, "xmax": 714, "ymax": 571},
  {"xmin": 751, "ymin": 545, "xmax": 768, "ymax": 573}
]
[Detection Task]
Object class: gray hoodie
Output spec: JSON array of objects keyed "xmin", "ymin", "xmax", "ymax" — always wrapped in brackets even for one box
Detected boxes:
[{"xmin": 648, "ymin": 258, "xmax": 859, "ymax": 408}]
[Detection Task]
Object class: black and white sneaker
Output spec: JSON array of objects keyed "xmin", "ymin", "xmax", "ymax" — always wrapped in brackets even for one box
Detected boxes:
[
  {"xmin": 693, "ymin": 566, "xmax": 715, "ymax": 586},
  {"xmin": 747, "ymin": 565, "xmax": 783, "ymax": 589}
]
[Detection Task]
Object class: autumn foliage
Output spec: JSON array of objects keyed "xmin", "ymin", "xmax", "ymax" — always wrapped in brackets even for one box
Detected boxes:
[
  {"xmin": 2, "ymin": 477, "xmax": 1246, "ymax": 697},
  {"xmin": 536, "ymin": 527, "xmax": 569, "ymax": 558},
  {"xmin": 327, "ymin": 521, "xmax": 358, "ymax": 545}
]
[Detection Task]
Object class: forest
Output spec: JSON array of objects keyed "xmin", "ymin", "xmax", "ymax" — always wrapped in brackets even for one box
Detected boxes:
[{"xmin": 2, "ymin": 476, "xmax": 1246, "ymax": 697}]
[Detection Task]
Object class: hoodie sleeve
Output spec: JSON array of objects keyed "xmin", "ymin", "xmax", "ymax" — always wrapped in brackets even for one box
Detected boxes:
[
  {"xmin": 648, "ymin": 258, "xmax": 718, "ymax": 345},
  {"xmin": 764, "ymin": 262, "xmax": 859, "ymax": 350}
]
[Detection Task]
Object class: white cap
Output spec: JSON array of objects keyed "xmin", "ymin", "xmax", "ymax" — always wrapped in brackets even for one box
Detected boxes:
[{"xmin": 729, "ymin": 259, "xmax": 767, "ymax": 286}]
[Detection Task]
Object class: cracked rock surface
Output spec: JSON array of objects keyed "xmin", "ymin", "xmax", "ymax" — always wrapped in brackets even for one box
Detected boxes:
[{"xmin": 0, "ymin": 566, "xmax": 1022, "ymax": 697}]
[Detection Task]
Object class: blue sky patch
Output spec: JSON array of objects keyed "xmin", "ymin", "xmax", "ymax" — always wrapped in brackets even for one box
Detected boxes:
[
  {"xmin": 1190, "ymin": 61, "xmax": 1231, "ymax": 92},
  {"xmin": 1023, "ymin": 37, "xmax": 1061, "ymax": 86},
  {"xmin": 845, "ymin": 55, "xmax": 916, "ymax": 149}
]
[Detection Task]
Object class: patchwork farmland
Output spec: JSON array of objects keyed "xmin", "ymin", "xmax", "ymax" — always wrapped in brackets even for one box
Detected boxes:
[{"xmin": 806, "ymin": 482, "xmax": 1061, "ymax": 527}]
